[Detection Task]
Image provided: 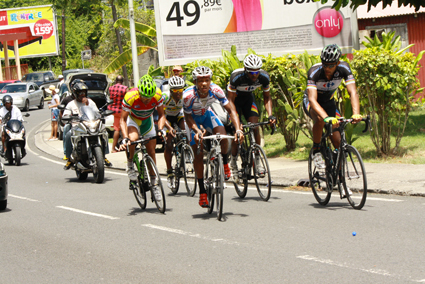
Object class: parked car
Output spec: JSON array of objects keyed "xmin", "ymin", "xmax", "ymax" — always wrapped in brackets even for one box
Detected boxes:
[
  {"xmin": 0, "ymin": 80, "xmax": 21, "ymax": 90},
  {"xmin": 58, "ymin": 72, "xmax": 113, "ymax": 140},
  {"xmin": 0, "ymin": 159, "xmax": 7, "ymax": 210},
  {"xmin": 21, "ymin": 71, "xmax": 60, "ymax": 98},
  {"xmin": 62, "ymin": 69, "xmax": 93, "ymax": 80},
  {"xmin": 0, "ymin": 82, "xmax": 45, "ymax": 111}
]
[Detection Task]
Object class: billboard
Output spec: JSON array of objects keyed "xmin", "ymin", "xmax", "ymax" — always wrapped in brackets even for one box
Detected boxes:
[
  {"xmin": 0, "ymin": 5, "xmax": 59, "ymax": 59},
  {"xmin": 154, "ymin": 0, "xmax": 358, "ymax": 66}
]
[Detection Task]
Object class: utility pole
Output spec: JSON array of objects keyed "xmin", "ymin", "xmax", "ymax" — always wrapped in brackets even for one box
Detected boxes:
[
  {"xmin": 61, "ymin": 10, "xmax": 66, "ymax": 72},
  {"xmin": 111, "ymin": 2, "xmax": 129, "ymax": 86},
  {"xmin": 128, "ymin": 0, "xmax": 139, "ymax": 85}
]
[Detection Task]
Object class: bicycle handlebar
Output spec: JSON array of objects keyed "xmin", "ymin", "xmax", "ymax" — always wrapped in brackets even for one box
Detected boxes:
[
  {"xmin": 242, "ymin": 121, "xmax": 276, "ymax": 135},
  {"xmin": 323, "ymin": 115, "xmax": 370, "ymax": 139}
]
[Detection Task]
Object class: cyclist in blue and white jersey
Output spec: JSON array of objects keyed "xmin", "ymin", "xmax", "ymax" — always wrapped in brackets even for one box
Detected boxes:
[
  {"xmin": 183, "ymin": 66, "xmax": 243, "ymax": 208},
  {"xmin": 303, "ymin": 44, "xmax": 362, "ymax": 172}
]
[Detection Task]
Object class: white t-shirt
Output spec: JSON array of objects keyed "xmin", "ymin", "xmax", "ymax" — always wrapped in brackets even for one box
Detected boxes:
[
  {"xmin": 63, "ymin": 99, "xmax": 99, "ymax": 126},
  {"xmin": 50, "ymin": 94, "xmax": 60, "ymax": 110},
  {"xmin": 0, "ymin": 105, "xmax": 23, "ymax": 122}
]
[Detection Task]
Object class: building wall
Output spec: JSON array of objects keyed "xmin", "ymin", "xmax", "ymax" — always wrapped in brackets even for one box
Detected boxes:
[{"xmin": 358, "ymin": 13, "xmax": 425, "ymax": 97}]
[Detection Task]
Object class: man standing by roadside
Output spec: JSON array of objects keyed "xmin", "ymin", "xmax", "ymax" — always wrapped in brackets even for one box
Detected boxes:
[
  {"xmin": 108, "ymin": 75, "xmax": 128, "ymax": 153},
  {"xmin": 57, "ymin": 75, "xmax": 64, "ymax": 88},
  {"xmin": 172, "ymin": 66, "xmax": 184, "ymax": 78}
]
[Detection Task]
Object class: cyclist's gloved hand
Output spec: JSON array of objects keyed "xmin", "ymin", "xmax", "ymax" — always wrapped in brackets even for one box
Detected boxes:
[
  {"xmin": 351, "ymin": 114, "xmax": 362, "ymax": 123},
  {"xmin": 268, "ymin": 115, "xmax": 276, "ymax": 124},
  {"xmin": 324, "ymin": 116, "xmax": 338, "ymax": 125},
  {"xmin": 119, "ymin": 138, "xmax": 130, "ymax": 151},
  {"xmin": 235, "ymin": 129, "xmax": 244, "ymax": 143}
]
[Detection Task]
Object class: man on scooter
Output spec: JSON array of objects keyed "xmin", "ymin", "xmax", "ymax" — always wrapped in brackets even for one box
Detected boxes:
[
  {"xmin": 62, "ymin": 82, "xmax": 112, "ymax": 169},
  {"xmin": 0, "ymin": 95, "xmax": 24, "ymax": 155}
]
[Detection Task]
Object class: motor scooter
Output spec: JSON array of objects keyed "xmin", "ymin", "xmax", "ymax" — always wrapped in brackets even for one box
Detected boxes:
[{"xmin": 0, "ymin": 112, "xmax": 30, "ymax": 166}]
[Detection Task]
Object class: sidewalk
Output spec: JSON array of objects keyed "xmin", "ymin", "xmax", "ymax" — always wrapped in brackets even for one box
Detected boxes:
[{"xmin": 34, "ymin": 121, "xmax": 425, "ymax": 197}]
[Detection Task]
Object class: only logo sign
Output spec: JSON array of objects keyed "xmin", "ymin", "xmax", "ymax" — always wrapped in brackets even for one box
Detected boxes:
[{"xmin": 313, "ymin": 8, "xmax": 344, "ymax": 38}]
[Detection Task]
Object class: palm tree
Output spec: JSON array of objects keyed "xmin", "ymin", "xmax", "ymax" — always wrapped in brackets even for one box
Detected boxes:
[{"xmin": 103, "ymin": 18, "xmax": 157, "ymax": 75}]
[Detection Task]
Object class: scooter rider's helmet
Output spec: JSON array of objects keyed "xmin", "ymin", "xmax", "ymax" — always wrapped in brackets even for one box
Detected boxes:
[
  {"xmin": 71, "ymin": 82, "xmax": 88, "ymax": 100},
  {"xmin": 168, "ymin": 76, "xmax": 185, "ymax": 90},
  {"xmin": 192, "ymin": 66, "xmax": 213, "ymax": 80},
  {"xmin": 2, "ymin": 95, "xmax": 13, "ymax": 105},
  {"xmin": 321, "ymin": 44, "xmax": 342, "ymax": 63},
  {"xmin": 243, "ymin": 54, "xmax": 263, "ymax": 69},
  {"xmin": 137, "ymin": 74, "xmax": 157, "ymax": 98},
  {"xmin": 70, "ymin": 79, "xmax": 86, "ymax": 99}
]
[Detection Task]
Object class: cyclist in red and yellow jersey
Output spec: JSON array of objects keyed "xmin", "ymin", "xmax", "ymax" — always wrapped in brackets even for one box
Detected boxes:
[{"xmin": 119, "ymin": 75, "xmax": 167, "ymax": 183}]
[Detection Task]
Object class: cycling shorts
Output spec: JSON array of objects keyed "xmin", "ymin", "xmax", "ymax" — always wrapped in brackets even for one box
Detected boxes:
[
  {"xmin": 303, "ymin": 93, "xmax": 340, "ymax": 119},
  {"xmin": 166, "ymin": 113, "xmax": 184, "ymax": 128},
  {"xmin": 189, "ymin": 109, "xmax": 223, "ymax": 146},
  {"xmin": 127, "ymin": 115, "xmax": 156, "ymax": 138},
  {"xmin": 234, "ymin": 93, "xmax": 259, "ymax": 121}
]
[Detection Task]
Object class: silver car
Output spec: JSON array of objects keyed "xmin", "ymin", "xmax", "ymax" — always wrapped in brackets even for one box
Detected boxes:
[{"xmin": 0, "ymin": 82, "xmax": 45, "ymax": 111}]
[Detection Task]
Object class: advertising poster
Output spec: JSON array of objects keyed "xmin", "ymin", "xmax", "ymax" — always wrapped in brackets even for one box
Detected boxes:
[
  {"xmin": 154, "ymin": 0, "xmax": 358, "ymax": 66},
  {"xmin": 0, "ymin": 5, "xmax": 59, "ymax": 59}
]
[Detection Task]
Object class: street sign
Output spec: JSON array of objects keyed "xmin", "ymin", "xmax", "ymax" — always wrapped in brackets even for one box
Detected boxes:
[{"xmin": 81, "ymin": 50, "xmax": 92, "ymax": 60}]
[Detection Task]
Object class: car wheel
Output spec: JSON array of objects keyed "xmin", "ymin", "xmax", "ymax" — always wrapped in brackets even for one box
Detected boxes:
[
  {"xmin": 23, "ymin": 100, "xmax": 29, "ymax": 111},
  {"xmin": 38, "ymin": 97, "xmax": 44, "ymax": 109}
]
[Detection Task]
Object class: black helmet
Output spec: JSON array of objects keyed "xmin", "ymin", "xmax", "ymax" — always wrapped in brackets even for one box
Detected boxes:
[
  {"xmin": 2, "ymin": 95, "xmax": 13, "ymax": 105},
  {"xmin": 71, "ymin": 82, "xmax": 88, "ymax": 99},
  {"xmin": 321, "ymin": 44, "xmax": 342, "ymax": 63}
]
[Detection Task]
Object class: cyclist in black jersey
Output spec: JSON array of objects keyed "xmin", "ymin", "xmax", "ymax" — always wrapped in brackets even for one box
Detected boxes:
[
  {"xmin": 303, "ymin": 44, "xmax": 362, "ymax": 169},
  {"xmin": 227, "ymin": 54, "xmax": 276, "ymax": 176}
]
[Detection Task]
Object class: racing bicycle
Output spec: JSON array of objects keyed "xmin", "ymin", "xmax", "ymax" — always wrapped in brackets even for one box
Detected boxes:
[
  {"xmin": 308, "ymin": 116, "xmax": 370, "ymax": 210},
  {"xmin": 128, "ymin": 136, "xmax": 166, "ymax": 213},
  {"xmin": 233, "ymin": 121, "xmax": 275, "ymax": 201}
]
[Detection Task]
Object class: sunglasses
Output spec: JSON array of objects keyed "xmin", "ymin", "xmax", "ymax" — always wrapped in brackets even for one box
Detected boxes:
[
  {"xmin": 323, "ymin": 63, "xmax": 337, "ymax": 69},
  {"xmin": 170, "ymin": 88, "xmax": 184, "ymax": 93},
  {"xmin": 246, "ymin": 70, "xmax": 260, "ymax": 75}
]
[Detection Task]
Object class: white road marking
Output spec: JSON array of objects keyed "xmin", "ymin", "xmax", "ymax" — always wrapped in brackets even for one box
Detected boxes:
[
  {"xmin": 9, "ymin": 194, "xmax": 41, "ymax": 202},
  {"xmin": 56, "ymin": 206, "xmax": 120, "ymax": 220},
  {"xmin": 143, "ymin": 224, "xmax": 241, "ymax": 245}
]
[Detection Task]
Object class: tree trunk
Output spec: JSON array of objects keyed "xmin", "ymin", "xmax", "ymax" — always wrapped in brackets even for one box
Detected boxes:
[{"xmin": 111, "ymin": 2, "xmax": 129, "ymax": 86}]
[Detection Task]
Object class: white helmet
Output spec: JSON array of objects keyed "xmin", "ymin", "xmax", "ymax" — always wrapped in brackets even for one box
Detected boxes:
[
  {"xmin": 168, "ymin": 76, "xmax": 185, "ymax": 89},
  {"xmin": 192, "ymin": 66, "xmax": 213, "ymax": 80},
  {"xmin": 243, "ymin": 54, "xmax": 263, "ymax": 69}
]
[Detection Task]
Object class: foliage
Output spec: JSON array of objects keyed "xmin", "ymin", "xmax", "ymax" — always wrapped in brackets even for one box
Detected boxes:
[
  {"xmin": 351, "ymin": 32, "xmax": 425, "ymax": 156},
  {"xmin": 315, "ymin": 0, "xmax": 425, "ymax": 12},
  {"xmin": 103, "ymin": 18, "xmax": 158, "ymax": 75}
]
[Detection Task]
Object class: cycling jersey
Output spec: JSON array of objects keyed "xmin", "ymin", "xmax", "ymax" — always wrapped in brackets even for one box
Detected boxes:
[
  {"xmin": 227, "ymin": 68, "xmax": 270, "ymax": 95},
  {"xmin": 162, "ymin": 91, "xmax": 183, "ymax": 117},
  {"xmin": 306, "ymin": 61, "xmax": 355, "ymax": 103},
  {"xmin": 122, "ymin": 87, "xmax": 164, "ymax": 125},
  {"xmin": 183, "ymin": 83, "xmax": 229, "ymax": 117}
]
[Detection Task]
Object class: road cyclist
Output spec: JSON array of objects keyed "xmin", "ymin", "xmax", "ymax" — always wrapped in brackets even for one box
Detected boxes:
[
  {"xmin": 302, "ymin": 43, "xmax": 363, "ymax": 198},
  {"xmin": 227, "ymin": 54, "xmax": 276, "ymax": 178},
  {"xmin": 118, "ymin": 74, "xmax": 167, "ymax": 203},
  {"xmin": 183, "ymin": 66, "xmax": 243, "ymax": 208}
]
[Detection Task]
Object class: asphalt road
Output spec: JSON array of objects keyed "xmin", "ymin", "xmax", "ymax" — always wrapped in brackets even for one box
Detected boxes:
[{"xmin": 1, "ymin": 104, "xmax": 425, "ymax": 283}]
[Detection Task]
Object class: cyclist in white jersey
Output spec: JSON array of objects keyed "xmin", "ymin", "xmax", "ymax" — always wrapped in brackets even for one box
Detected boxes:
[{"xmin": 183, "ymin": 66, "xmax": 243, "ymax": 208}]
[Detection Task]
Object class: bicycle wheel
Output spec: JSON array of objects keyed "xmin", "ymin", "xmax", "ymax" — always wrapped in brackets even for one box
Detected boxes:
[
  {"xmin": 205, "ymin": 150, "xmax": 215, "ymax": 214},
  {"xmin": 215, "ymin": 154, "xmax": 224, "ymax": 221},
  {"xmin": 341, "ymin": 145, "xmax": 367, "ymax": 210},
  {"xmin": 182, "ymin": 145, "xmax": 197, "ymax": 197},
  {"xmin": 171, "ymin": 150, "xmax": 180, "ymax": 194},
  {"xmin": 131, "ymin": 159, "xmax": 147, "ymax": 210},
  {"xmin": 144, "ymin": 155, "xmax": 166, "ymax": 213},
  {"xmin": 252, "ymin": 145, "xmax": 272, "ymax": 201},
  {"xmin": 308, "ymin": 149, "xmax": 332, "ymax": 205},
  {"xmin": 234, "ymin": 150, "xmax": 248, "ymax": 199}
]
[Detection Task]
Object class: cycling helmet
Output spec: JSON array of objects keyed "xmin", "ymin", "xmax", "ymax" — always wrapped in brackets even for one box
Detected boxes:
[
  {"xmin": 192, "ymin": 66, "xmax": 213, "ymax": 80},
  {"xmin": 2, "ymin": 95, "xmax": 13, "ymax": 105},
  {"xmin": 321, "ymin": 44, "xmax": 342, "ymax": 63},
  {"xmin": 72, "ymin": 82, "xmax": 88, "ymax": 100},
  {"xmin": 243, "ymin": 54, "xmax": 263, "ymax": 69},
  {"xmin": 138, "ymin": 74, "xmax": 157, "ymax": 98},
  {"xmin": 168, "ymin": 76, "xmax": 185, "ymax": 89}
]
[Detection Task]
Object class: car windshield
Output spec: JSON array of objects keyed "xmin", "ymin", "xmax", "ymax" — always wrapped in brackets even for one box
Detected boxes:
[
  {"xmin": 0, "ymin": 83, "xmax": 9, "ymax": 90},
  {"xmin": 23, "ymin": 73, "xmax": 44, "ymax": 81},
  {"xmin": 3, "ymin": 85, "xmax": 26, "ymax": 93}
]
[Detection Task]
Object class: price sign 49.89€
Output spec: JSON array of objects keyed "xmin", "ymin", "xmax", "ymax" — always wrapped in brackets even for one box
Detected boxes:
[{"xmin": 166, "ymin": 0, "xmax": 222, "ymax": 27}]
